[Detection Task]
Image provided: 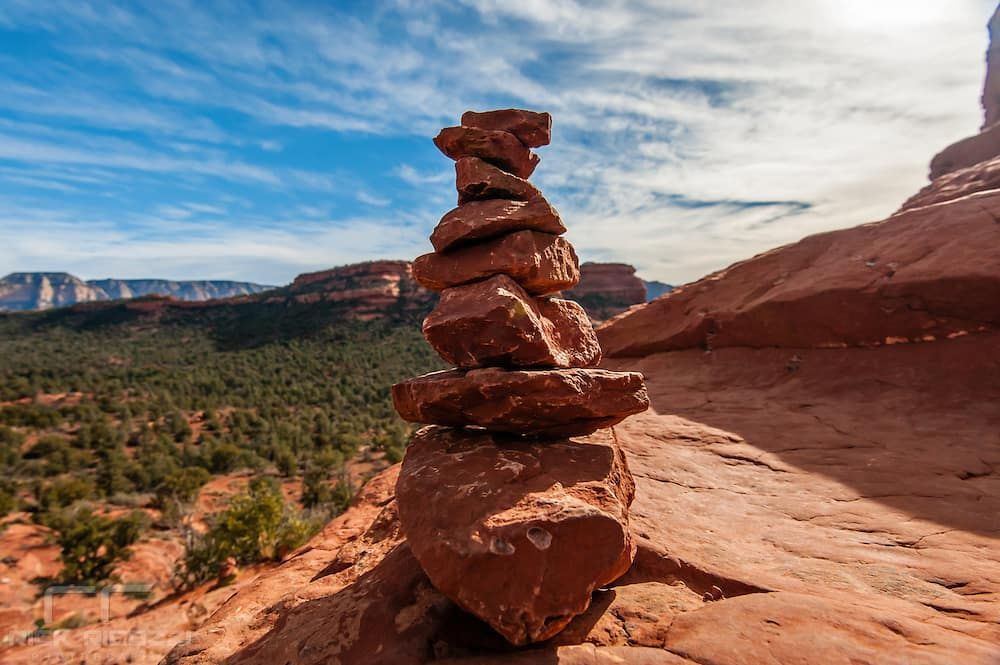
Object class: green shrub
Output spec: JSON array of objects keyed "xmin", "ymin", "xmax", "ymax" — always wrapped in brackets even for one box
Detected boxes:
[
  {"xmin": 153, "ymin": 467, "xmax": 211, "ymax": 509},
  {"xmin": 48, "ymin": 507, "xmax": 148, "ymax": 585},
  {"xmin": 179, "ymin": 477, "xmax": 318, "ymax": 586},
  {"xmin": 36, "ymin": 476, "xmax": 98, "ymax": 513}
]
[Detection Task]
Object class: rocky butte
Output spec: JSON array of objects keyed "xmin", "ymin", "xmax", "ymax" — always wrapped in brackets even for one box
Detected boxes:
[
  {"xmin": 563, "ymin": 262, "xmax": 648, "ymax": 321},
  {"xmin": 271, "ymin": 260, "xmax": 434, "ymax": 319}
]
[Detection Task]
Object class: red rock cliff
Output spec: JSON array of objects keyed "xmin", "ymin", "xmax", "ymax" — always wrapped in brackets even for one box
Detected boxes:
[
  {"xmin": 562, "ymin": 262, "xmax": 646, "ymax": 320},
  {"xmin": 276, "ymin": 260, "xmax": 434, "ymax": 319}
]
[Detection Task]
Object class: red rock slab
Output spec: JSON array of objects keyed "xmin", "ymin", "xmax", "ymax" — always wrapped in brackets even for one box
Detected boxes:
[
  {"xmin": 392, "ymin": 367, "xmax": 649, "ymax": 437},
  {"xmin": 665, "ymin": 591, "xmax": 1000, "ymax": 665},
  {"xmin": 901, "ymin": 154, "xmax": 1000, "ymax": 210},
  {"xmin": 456, "ymin": 156, "xmax": 541, "ymax": 205},
  {"xmin": 430, "ymin": 197, "xmax": 565, "ymax": 253},
  {"xmin": 423, "ymin": 274, "xmax": 601, "ymax": 369},
  {"xmin": 599, "ymin": 187, "xmax": 1000, "ymax": 357},
  {"xmin": 461, "ymin": 109, "xmax": 552, "ymax": 148},
  {"xmin": 396, "ymin": 426, "xmax": 636, "ymax": 645},
  {"xmin": 434, "ymin": 126, "xmax": 540, "ymax": 179},
  {"xmin": 412, "ymin": 230, "xmax": 579, "ymax": 296}
]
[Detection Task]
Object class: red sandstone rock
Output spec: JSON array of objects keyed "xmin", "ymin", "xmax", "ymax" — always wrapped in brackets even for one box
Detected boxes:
[
  {"xmin": 423, "ymin": 274, "xmax": 600, "ymax": 369},
  {"xmin": 396, "ymin": 426, "xmax": 635, "ymax": 646},
  {"xmin": 431, "ymin": 197, "xmax": 565, "ymax": 253},
  {"xmin": 461, "ymin": 109, "xmax": 553, "ymax": 148},
  {"xmin": 456, "ymin": 156, "xmax": 541, "ymax": 205},
  {"xmin": 392, "ymin": 367, "xmax": 649, "ymax": 437},
  {"xmin": 598, "ymin": 188, "xmax": 1000, "ymax": 357},
  {"xmin": 412, "ymin": 230, "xmax": 579, "ymax": 296},
  {"xmin": 434, "ymin": 126, "xmax": 540, "ymax": 179},
  {"xmin": 563, "ymin": 262, "xmax": 647, "ymax": 320}
]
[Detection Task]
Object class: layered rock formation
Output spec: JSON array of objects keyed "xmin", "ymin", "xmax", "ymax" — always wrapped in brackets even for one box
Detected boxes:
[
  {"xmin": 0, "ymin": 272, "xmax": 273, "ymax": 311},
  {"xmin": 563, "ymin": 262, "xmax": 647, "ymax": 320},
  {"xmin": 274, "ymin": 260, "xmax": 434, "ymax": 319},
  {"xmin": 392, "ymin": 110, "xmax": 648, "ymax": 644}
]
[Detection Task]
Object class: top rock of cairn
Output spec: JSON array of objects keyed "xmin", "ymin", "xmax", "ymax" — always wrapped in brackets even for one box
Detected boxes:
[{"xmin": 391, "ymin": 110, "xmax": 649, "ymax": 646}]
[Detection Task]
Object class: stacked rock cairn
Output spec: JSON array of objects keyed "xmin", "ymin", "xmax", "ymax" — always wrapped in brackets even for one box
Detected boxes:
[{"xmin": 392, "ymin": 109, "xmax": 650, "ymax": 646}]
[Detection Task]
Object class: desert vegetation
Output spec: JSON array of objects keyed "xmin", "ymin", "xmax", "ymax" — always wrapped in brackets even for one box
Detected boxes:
[{"xmin": 0, "ymin": 302, "xmax": 440, "ymax": 587}]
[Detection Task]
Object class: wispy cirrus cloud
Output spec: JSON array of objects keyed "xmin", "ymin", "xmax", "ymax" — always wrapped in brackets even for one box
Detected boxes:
[{"xmin": 0, "ymin": 0, "xmax": 993, "ymax": 284}]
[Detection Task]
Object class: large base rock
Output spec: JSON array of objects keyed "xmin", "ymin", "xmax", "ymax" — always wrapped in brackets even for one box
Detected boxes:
[
  {"xmin": 413, "ymin": 230, "xmax": 579, "ymax": 296},
  {"xmin": 423, "ymin": 274, "xmax": 600, "ymax": 369},
  {"xmin": 392, "ymin": 367, "xmax": 649, "ymax": 437},
  {"xmin": 396, "ymin": 426, "xmax": 636, "ymax": 646}
]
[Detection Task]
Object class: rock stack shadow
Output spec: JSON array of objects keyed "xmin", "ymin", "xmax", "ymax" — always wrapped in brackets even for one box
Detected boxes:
[{"xmin": 392, "ymin": 109, "xmax": 650, "ymax": 645}]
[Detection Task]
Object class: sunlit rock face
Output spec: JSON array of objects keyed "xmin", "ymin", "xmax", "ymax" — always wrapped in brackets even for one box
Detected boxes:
[
  {"xmin": 277, "ymin": 260, "xmax": 434, "ymax": 319},
  {"xmin": 563, "ymin": 262, "xmax": 648, "ymax": 321}
]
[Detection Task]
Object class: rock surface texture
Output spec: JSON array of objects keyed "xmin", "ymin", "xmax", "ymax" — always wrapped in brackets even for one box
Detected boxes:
[
  {"xmin": 423, "ymin": 274, "xmax": 601, "ymax": 369},
  {"xmin": 396, "ymin": 426, "xmax": 636, "ymax": 645},
  {"xmin": 431, "ymin": 197, "xmax": 565, "ymax": 252},
  {"xmin": 434, "ymin": 126, "xmax": 540, "ymax": 179},
  {"xmin": 456, "ymin": 157, "xmax": 541, "ymax": 204},
  {"xmin": 412, "ymin": 230, "xmax": 580, "ymax": 295},
  {"xmin": 391, "ymin": 110, "xmax": 647, "ymax": 643},
  {"xmin": 393, "ymin": 368, "xmax": 648, "ymax": 437}
]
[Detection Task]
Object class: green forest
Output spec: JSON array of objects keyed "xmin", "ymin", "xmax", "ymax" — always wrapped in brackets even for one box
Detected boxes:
[{"xmin": 0, "ymin": 298, "xmax": 440, "ymax": 587}]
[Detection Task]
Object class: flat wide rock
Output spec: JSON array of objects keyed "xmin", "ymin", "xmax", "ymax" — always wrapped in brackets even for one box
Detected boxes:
[
  {"xmin": 431, "ymin": 197, "xmax": 565, "ymax": 253},
  {"xmin": 461, "ymin": 109, "xmax": 552, "ymax": 148},
  {"xmin": 392, "ymin": 367, "xmax": 649, "ymax": 437},
  {"xmin": 456, "ymin": 157, "xmax": 541, "ymax": 205},
  {"xmin": 412, "ymin": 230, "xmax": 579, "ymax": 296},
  {"xmin": 396, "ymin": 426, "xmax": 636, "ymax": 645},
  {"xmin": 434, "ymin": 126, "xmax": 540, "ymax": 179},
  {"xmin": 423, "ymin": 274, "xmax": 601, "ymax": 369}
]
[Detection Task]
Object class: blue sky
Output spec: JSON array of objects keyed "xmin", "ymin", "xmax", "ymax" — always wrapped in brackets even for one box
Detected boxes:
[{"xmin": 0, "ymin": 0, "xmax": 993, "ymax": 285}]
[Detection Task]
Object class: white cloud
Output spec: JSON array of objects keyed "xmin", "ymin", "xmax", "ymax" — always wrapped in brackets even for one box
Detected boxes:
[
  {"xmin": 395, "ymin": 163, "xmax": 451, "ymax": 186},
  {"xmin": 357, "ymin": 191, "xmax": 392, "ymax": 207},
  {"xmin": 0, "ymin": 0, "xmax": 994, "ymax": 284}
]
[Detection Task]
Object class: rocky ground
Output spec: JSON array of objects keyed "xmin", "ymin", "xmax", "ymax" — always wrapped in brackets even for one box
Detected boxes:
[{"xmin": 132, "ymin": 331, "xmax": 997, "ymax": 664}]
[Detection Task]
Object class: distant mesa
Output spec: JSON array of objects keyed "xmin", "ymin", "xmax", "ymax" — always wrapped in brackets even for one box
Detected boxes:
[
  {"xmin": 272, "ymin": 260, "xmax": 434, "ymax": 320},
  {"xmin": 0, "ymin": 272, "xmax": 274, "ymax": 312},
  {"xmin": 1, "ymin": 261, "xmax": 666, "ymax": 321},
  {"xmin": 643, "ymin": 279, "xmax": 673, "ymax": 301},
  {"xmin": 563, "ymin": 262, "xmax": 668, "ymax": 321}
]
